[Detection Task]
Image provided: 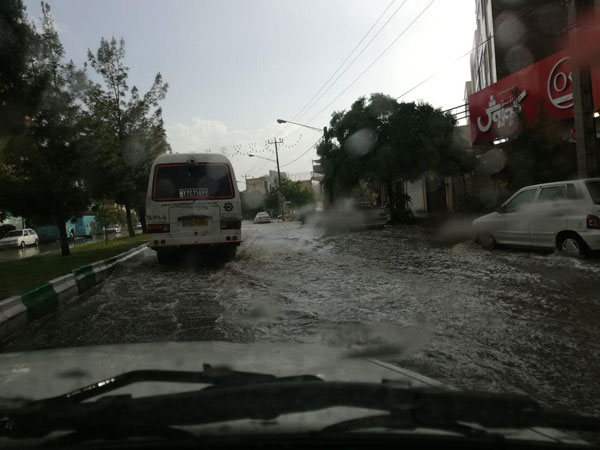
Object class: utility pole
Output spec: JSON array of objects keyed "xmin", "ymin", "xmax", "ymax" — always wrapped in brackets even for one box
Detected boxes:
[
  {"xmin": 567, "ymin": 0, "xmax": 599, "ymax": 178},
  {"xmin": 267, "ymin": 138, "xmax": 284, "ymax": 190},
  {"xmin": 267, "ymin": 138, "xmax": 284, "ymax": 216}
]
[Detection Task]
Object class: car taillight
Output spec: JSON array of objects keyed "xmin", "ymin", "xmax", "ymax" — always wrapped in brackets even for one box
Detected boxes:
[
  {"xmin": 147, "ymin": 224, "xmax": 170, "ymax": 233},
  {"xmin": 221, "ymin": 219, "xmax": 241, "ymax": 230},
  {"xmin": 587, "ymin": 215, "xmax": 600, "ymax": 229}
]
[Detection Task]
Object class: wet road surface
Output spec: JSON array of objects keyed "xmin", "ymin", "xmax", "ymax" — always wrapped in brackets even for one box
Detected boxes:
[{"xmin": 2, "ymin": 220, "xmax": 599, "ymax": 418}]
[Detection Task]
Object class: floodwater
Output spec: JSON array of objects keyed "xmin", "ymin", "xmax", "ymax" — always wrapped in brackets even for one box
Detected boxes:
[{"xmin": 1, "ymin": 220, "xmax": 599, "ymax": 419}]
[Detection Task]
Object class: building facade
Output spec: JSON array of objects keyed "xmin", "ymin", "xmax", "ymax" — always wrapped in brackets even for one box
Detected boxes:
[
  {"xmin": 245, "ymin": 176, "xmax": 269, "ymax": 194},
  {"xmin": 470, "ymin": 0, "xmax": 569, "ymax": 94}
]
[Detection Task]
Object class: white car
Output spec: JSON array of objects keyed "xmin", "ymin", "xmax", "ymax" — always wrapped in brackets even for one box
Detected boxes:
[
  {"xmin": 473, "ymin": 178, "xmax": 600, "ymax": 256},
  {"xmin": 349, "ymin": 202, "xmax": 389, "ymax": 229},
  {"xmin": 0, "ymin": 229, "xmax": 39, "ymax": 249},
  {"xmin": 254, "ymin": 212, "xmax": 271, "ymax": 224},
  {"xmin": 327, "ymin": 201, "xmax": 388, "ymax": 230},
  {"xmin": 106, "ymin": 224, "xmax": 122, "ymax": 234}
]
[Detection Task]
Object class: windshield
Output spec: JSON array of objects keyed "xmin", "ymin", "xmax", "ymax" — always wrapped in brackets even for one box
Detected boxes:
[
  {"xmin": 1, "ymin": 0, "xmax": 600, "ymax": 446},
  {"xmin": 3, "ymin": 231, "xmax": 23, "ymax": 238},
  {"xmin": 153, "ymin": 163, "xmax": 234, "ymax": 201}
]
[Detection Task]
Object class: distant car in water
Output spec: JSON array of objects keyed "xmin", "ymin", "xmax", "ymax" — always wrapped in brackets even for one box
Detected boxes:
[
  {"xmin": 472, "ymin": 178, "xmax": 600, "ymax": 257},
  {"xmin": 310, "ymin": 201, "xmax": 388, "ymax": 231},
  {"xmin": 254, "ymin": 212, "xmax": 271, "ymax": 224},
  {"xmin": 0, "ymin": 229, "xmax": 39, "ymax": 249},
  {"xmin": 106, "ymin": 224, "xmax": 122, "ymax": 234},
  {"xmin": 350, "ymin": 202, "xmax": 389, "ymax": 229}
]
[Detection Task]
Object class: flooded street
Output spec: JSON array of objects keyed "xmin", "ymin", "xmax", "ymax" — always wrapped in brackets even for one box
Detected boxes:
[{"xmin": 2, "ymin": 220, "xmax": 599, "ymax": 418}]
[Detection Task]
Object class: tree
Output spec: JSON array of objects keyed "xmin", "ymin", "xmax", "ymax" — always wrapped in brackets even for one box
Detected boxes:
[
  {"xmin": 264, "ymin": 179, "xmax": 315, "ymax": 213},
  {"xmin": 317, "ymin": 93, "xmax": 473, "ymax": 222},
  {"xmin": 0, "ymin": 0, "xmax": 42, "ymax": 139},
  {"xmin": 86, "ymin": 37, "xmax": 169, "ymax": 237},
  {"xmin": 496, "ymin": 113, "xmax": 577, "ymax": 196},
  {"xmin": 0, "ymin": 3, "xmax": 90, "ymax": 256},
  {"xmin": 92, "ymin": 201, "xmax": 123, "ymax": 244},
  {"xmin": 241, "ymin": 190, "xmax": 266, "ymax": 219}
]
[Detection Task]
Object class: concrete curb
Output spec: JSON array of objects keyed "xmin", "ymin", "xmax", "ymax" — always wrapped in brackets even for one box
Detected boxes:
[{"xmin": 0, "ymin": 244, "xmax": 147, "ymax": 341}]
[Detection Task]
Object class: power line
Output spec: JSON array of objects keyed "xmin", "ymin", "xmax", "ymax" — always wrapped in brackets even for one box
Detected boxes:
[
  {"xmin": 278, "ymin": 0, "xmax": 405, "ymax": 139},
  {"xmin": 253, "ymin": 0, "xmax": 541, "ymax": 175},
  {"xmin": 253, "ymin": 0, "xmax": 435, "ymax": 175},
  {"xmin": 303, "ymin": 0, "xmax": 437, "ymax": 127},
  {"xmin": 281, "ymin": 137, "xmax": 322, "ymax": 168}
]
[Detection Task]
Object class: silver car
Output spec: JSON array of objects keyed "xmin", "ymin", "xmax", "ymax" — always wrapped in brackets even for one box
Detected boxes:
[
  {"xmin": 0, "ymin": 228, "xmax": 39, "ymax": 249},
  {"xmin": 473, "ymin": 178, "xmax": 600, "ymax": 256},
  {"xmin": 253, "ymin": 212, "xmax": 271, "ymax": 224}
]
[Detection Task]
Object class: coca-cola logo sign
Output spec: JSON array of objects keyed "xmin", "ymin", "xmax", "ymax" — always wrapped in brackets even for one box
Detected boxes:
[
  {"xmin": 547, "ymin": 56, "xmax": 574, "ymax": 110},
  {"xmin": 468, "ymin": 49, "xmax": 600, "ymax": 145}
]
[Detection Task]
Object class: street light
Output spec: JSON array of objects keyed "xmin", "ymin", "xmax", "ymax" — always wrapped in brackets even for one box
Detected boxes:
[
  {"xmin": 277, "ymin": 119, "xmax": 326, "ymax": 134},
  {"xmin": 248, "ymin": 154, "xmax": 277, "ymax": 163}
]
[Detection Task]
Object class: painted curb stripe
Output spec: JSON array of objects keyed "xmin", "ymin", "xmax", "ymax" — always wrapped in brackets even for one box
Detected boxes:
[
  {"xmin": 21, "ymin": 283, "xmax": 58, "ymax": 319},
  {"xmin": 0, "ymin": 244, "xmax": 147, "ymax": 340},
  {"xmin": 73, "ymin": 265, "xmax": 96, "ymax": 293},
  {"xmin": 48, "ymin": 274, "xmax": 78, "ymax": 306}
]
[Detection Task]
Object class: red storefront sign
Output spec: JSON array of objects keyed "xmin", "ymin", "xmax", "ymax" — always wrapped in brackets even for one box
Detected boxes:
[{"xmin": 468, "ymin": 49, "xmax": 600, "ymax": 145}]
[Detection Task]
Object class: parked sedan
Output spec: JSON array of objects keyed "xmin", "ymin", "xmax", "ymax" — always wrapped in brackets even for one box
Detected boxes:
[
  {"xmin": 312, "ymin": 201, "xmax": 388, "ymax": 231},
  {"xmin": 253, "ymin": 212, "xmax": 271, "ymax": 224},
  {"xmin": 472, "ymin": 178, "xmax": 600, "ymax": 256},
  {"xmin": 106, "ymin": 224, "xmax": 122, "ymax": 234},
  {"xmin": 0, "ymin": 229, "xmax": 39, "ymax": 249},
  {"xmin": 350, "ymin": 202, "xmax": 389, "ymax": 229}
]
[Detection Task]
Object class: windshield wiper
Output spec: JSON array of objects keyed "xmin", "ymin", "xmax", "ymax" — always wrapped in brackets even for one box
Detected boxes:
[
  {"xmin": 39, "ymin": 364, "xmax": 323, "ymax": 404},
  {"xmin": 1, "ymin": 378, "xmax": 599, "ymax": 439}
]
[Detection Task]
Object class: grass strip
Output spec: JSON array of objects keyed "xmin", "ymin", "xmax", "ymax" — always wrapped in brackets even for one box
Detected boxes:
[{"xmin": 0, "ymin": 234, "xmax": 147, "ymax": 299}]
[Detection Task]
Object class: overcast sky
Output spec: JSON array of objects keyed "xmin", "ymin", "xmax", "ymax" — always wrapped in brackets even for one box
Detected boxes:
[{"xmin": 24, "ymin": 0, "xmax": 476, "ymax": 189}]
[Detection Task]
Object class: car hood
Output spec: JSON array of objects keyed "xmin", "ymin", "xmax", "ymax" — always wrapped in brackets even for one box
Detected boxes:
[
  {"xmin": 472, "ymin": 211, "xmax": 499, "ymax": 224},
  {"xmin": 0, "ymin": 342, "xmax": 587, "ymax": 445},
  {"xmin": 0, "ymin": 341, "xmax": 440, "ymax": 400}
]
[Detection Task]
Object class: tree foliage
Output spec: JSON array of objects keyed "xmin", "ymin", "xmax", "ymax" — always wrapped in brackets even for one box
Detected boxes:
[
  {"xmin": 0, "ymin": 2, "xmax": 90, "ymax": 255},
  {"xmin": 495, "ymin": 113, "xmax": 577, "ymax": 196},
  {"xmin": 0, "ymin": 0, "xmax": 42, "ymax": 138},
  {"xmin": 85, "ymin": 37, "xmax": 169, "ymax": 236},
  {"xmin": 241, "ymin": 190, "xmax": 266, "ymax": 219},
  {"xmin": 0, "ymin": 5, "xmax": 170, "ymax": 254},
  {"xmin": 264, "ymin": 178, "xmax": 315, "ymax": 212},
  {"xmin": 316, "ymin": 93, "xmax": 473, "ymax": 222}
]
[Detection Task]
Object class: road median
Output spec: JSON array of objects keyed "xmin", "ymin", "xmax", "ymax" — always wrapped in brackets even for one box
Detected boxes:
[{"xmin": 0, "ymin": 236, "xmax": 148, "ymax": 340}]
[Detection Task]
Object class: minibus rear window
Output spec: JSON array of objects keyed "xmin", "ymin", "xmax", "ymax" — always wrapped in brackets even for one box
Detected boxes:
[{"xmin": 153, "ymin": 163, "xmax": 234, "ymax": 201}]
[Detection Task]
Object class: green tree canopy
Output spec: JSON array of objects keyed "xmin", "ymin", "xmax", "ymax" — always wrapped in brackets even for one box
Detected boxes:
[
  {"xmin": 317, "ymin": 93, "xmax": 473, "ymax": 221},
  {"xmin": 495, "ymin": 113, "xmax": 577, "ymax": 195},
  {"xmin": 264, "ymin": 178, "xmax": 315, "ymax": 213},
  {"xmin": 0, "ymin": 2, "xmax": 91, "ymax": 255},
  {"xmin": 0, "ymin": 0, "xmax": 43, "ymax": 138},
  {"xmin": 85, "ymin": 37, "xmax": 169, "ymax": 236},
  {"xmin": 241, "ymin": 190, "xmax": 266, "ymax": 220}
]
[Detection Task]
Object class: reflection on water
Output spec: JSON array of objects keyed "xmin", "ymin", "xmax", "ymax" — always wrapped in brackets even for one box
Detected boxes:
[{"xmin": 0, "ymin": 234, "xmax": 117, "ymax": 263}]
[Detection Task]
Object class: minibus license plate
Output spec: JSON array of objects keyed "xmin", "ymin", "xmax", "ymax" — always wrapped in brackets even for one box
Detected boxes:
[{"xmin": 183, "ymin": 219, "xmax": 208, "ymax": 227}]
